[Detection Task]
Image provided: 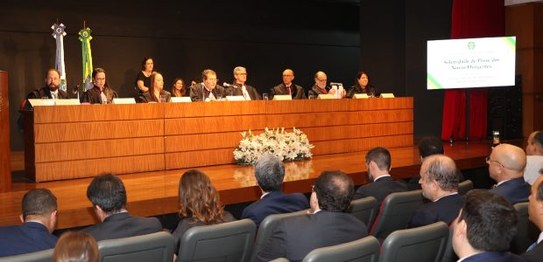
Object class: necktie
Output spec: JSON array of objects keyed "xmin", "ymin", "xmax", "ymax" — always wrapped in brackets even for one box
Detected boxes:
[
  {"xmin": 51, "ymin": 92, "xmax": 57, "ymax": 99},
  {"xmin": 527, "ymin": 241, "xmax": 538, "ymax": 252},
  {"xmin": 287, "ymin": 86, "xmax": 291, "ymax": 95}
]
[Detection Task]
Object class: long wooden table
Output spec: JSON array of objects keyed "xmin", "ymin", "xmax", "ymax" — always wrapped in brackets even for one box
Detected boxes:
[
  {"xmin": 24, "ymin": 98, "xmax": 414, "ymax": 182},
  {"xmin": 1, "ymin": 142, "xmax": 490, "ymax": 230}
]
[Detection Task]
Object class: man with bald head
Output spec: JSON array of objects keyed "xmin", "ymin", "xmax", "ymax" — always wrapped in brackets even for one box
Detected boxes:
[
  {"xmin": 308, "ymin": 71, "xmax": 346, "ymax": 98},
  {"xmin": 408, "ymin": 154, "xmax": 464, "ymax": 228},
  {"xmin": 525, "ymin": 130, "xmax": 543, "ymax": 185},
  {"xmin": 488, "ymin": 143, "xmax": 530, "ymax": 204},
  {"xmin": 271, "ymin": 69, "xmax": 306, "ymax": 99}
]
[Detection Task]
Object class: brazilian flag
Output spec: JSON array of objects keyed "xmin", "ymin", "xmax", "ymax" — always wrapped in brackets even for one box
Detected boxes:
[{"xmin": 79, "ymin": 27, "xmax": 93, "ymax": 92}]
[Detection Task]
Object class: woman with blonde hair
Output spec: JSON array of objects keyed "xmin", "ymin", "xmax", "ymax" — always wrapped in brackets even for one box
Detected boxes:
[
  {"xmin": 172, "ymin": 169, "xmax": 235, "ymax": 255},
  {"xmin": 53, "ymin": 231, "xmax": 99, "ymax": 262}
]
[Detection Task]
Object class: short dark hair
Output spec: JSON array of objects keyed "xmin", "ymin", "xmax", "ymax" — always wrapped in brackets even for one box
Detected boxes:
[
  {"xmin": 314, "ymin": 171, "xmax": 354, "ymax": 212},
  {"xmin": 202, "ymin": 69, "xmax": 216, "ymax": 81},
  {"xmin": 255, "ymin": 154, "xmax": 285, "ymax": 192},
  {"xmin": 533, "ymin": 131, "xmax": 543, "ymax": 148},
  {"xmin": 22, "ymin": 188, "xmax": 57, "ymax": 220},
  {"xmin": 141, "ymin": 57, "xmax": 153, "ymax": 70},
  {"xmin": 418, "ymin": 137, "xmax": 444, "ymax": 158},
  {"xmin": 424, "ymin": 155, "xmax": 459, "ymax": 191},
  {"xmin": 86, "ymin": 173, "xmax": 127, "ymax": 213},
  {"xmin": 365, "ymin": 147, "xmax": 391, "ymax": 170},
  {"xmin": 459, "ymin": 190, "xmax": 517, "ymax": 252}
]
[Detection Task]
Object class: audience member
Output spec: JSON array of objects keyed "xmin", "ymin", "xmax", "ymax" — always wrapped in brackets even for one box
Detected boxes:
[
  {"xmin": 172, "ymin": 169, "xmax": 235, "ymax": 255},
  {"xmin": 523, "ymin": 175, "xmax": 543, "ymax": 261},
  {"xmin": 408, "ymin": 154, "xmax": 463, "ymax": 227},
  {"xmin": 255, "ymin": 170, "xmax": 368, "ymax": 262},
  {"xmin": 241, "ymin": 154, "xmax": 309, "ymax": 227},
  {"xmin": 53, "ymin": 231, "xmax": 99, "ymax": 262},
  {"xmin": 26, "ymin": 68, "xmax": 69, "ymax": 100},
  {"xmin": 81, "ymin": 68, "xmax": 118, "ymax": 104},
  {"xmin": 138, "ymin": 72, "xmax": 171, "ymax": 103},
  {"xmin": 135, "ymin": 57, "xmax": 154, "ymax": 93},
  {"xmin": 346, "ymin": 71, "xmax": 377, "ymax": 98},
  {"xmin": 82, "ymin": 173, "xmax": 162, "ymax": 241},
  {"xmin": 225, "ymin": 66, "xmax": 261, "ymax": 100},
  {"xmin": 271, "ymin": 69, "xmax": 306, "ymax": 99},
  {"xmin": 189, "ymin": 69, "xmax": 226, "ymax": 102},
  {"xmin": 171, "ymin": 78, "xmax": 187, "ymax": 97},
  {"xmin": 525, "ymin": 130, "xmax": 543, "ymax": 185},
  {"xmin": 0, "ymin": 188, "xmax": 58, "ymax": 257},
  {"xmin": 452, "ymin": 190, "xmax": 524, "ymax": 262},
  {"xmin": 488, "ymin": 143, "xmax": 530, "ymax": 204},
  {"xmin": 308, "ymin": 71, "xmax": 346, "ymax": 98},
  {"xmin": 408, "ymin": 136, "xmax": 446, "ymax": 190},
  {"xmin": 353, "ymin": 147, "xmax": 407, "ymax": 204}
]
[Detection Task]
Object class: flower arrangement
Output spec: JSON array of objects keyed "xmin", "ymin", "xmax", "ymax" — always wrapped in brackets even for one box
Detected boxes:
[{"xmin": 233, "ymin": 127, "xmax": 315, "ymax": 165}]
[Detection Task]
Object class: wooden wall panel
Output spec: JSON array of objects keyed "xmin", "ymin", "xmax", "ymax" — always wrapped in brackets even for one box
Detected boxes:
[
  {"xmin": 165, "ymin": 133, "xmax": 242, "ymax": 152},
  {"xmin": 0, "ymin": 71, "xmax": 10, "ymax": 191},
  {"xmin": 311, "ymin": 135, "xmax": 413, "ymax": 155},
  {"xmin": 165, "ymin": 149, "xmax": 236, "ymax": 170},
  {"xmin": 164, "ymin": 101, "xmax": 266, "ymax": 118},
  {"xmin": 35, "ymin": 137, "xmax": 164, "ymax": 162},
  {"xmin": 34, "ymin": 120, "xmax": 164, "ymax": 143},
  {"xmin": 35, "ymin": 154, "xmax": 165, "ymax": 182},
  {"xmin": 33, "ymin": 103, "xmax": 164, "ymax": 123},
  {"xmin": 165, "ymin": 116, "xmax": 266, "ymax": 135}
]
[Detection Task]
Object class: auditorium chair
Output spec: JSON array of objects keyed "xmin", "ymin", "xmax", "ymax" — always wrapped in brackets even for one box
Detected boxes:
[
  {"xmin": 251, "ymin": 209, "xmax": 309, "ymax": 261},
  {"xmin": 302, "ymin": 235, "xmax": 380, "ymax": 262},
  {"xmin": 0, "ymin": 249, "xmax": 53, "ymax": 262},
  {"xmin": 370, "ymin": 189, "xmax": 424, "ymax": 241},
  {"xmin": 379, "ymin": 221, "xmax": 449, "ymax": 262},
  {"xmin": 98, "ymin": 231, "xmax": 174, "ymax": 262},
  {"xmin": 511, "ymin": 202, "xmax": 538, "ymax": 254},
  {"xmin": 178, "ymin": 219, "xmax": 256, "ymax": 262},
  {"xmin": 457, "ymin": 179, "xmax": 474, "ymax": 195},
  {"xmin": 348, "ymin": 196, "xmax": 379, "ymax": 227},
  {"xmin": 440, "ymin": 223, "xmax": 458, "ymax": 262}
]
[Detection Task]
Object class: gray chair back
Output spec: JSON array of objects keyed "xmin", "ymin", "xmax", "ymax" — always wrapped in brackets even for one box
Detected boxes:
[
  {"xmin": 440, "ymin": 223, "xmax": 457, "ymax": 262},
  {"xmin": 370, "ymin": 189, "xmax": 424, "ymax": 241},
  {"xmin": 303, "ymin": 236, "xmax": 380, "ymax": 262},
  {"xmin": 457, "ymin": 180, "xmax": 473, "ymax": 195},
  {"xmin": 251, "ymin": 209, "xmax": 309, "ymax": 261},
  {"xmin": 511, "ymin": 202, "xmax": 538, "ymax": 254},
  {"xmin": 0, "ymin": 249, "xmax": 53, "ymax": 262},
  {"xmin": 178, "ymin": 219, "xmax": 256, "ymax": 262},
  {"xmin": 348, "ymin": 196, "xmax": 378, "ymax": 227},
  {"xmin": 98, "ymin": 231, "xmax": 174, "ymax": 262},
  {"xmin": 379, "ymin": 221, "xmax": 449, "ymax": 262}
]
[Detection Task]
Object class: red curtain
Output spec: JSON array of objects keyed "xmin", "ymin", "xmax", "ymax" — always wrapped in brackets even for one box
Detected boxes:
[{"xmin": 441, "ymin": 0, "xmax": 504, "ymax": 141}]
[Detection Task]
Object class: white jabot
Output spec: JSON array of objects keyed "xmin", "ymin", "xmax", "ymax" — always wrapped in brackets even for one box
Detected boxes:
[{"xmin": 242, "ymin": 85, "xmax": 251, "ymax": 100}]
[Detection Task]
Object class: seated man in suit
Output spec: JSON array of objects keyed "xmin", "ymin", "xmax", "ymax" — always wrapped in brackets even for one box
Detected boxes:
[
  {"xmin": 241, "ymin": 154, "xmax": 309, "ymax": 227},
  {"xmin": 255, "ymin": 170, "xmax": 368, "ymax": 262},
  {"xmin": 189, "ymin": 69, "xmax": 226, "ymax": 102},
  {"xmin": 225, "ymin": 66, "xmax": 261, "ymax": 100},
  {"xmin": 408, "ymin": 154, "xmax": 464, "ymax": 227},
  {"xmin": 525, "ymin": 130, "xmax": 543, "ymax": 185},
  {"xmin": 353, "ymin": 147, "xmax": 407, "ymax": 204},
  {"xmin": 82, "ymin": 173, "xmax": 162, "ymax": 241},
  {"xmin": 0, "ymin": 188, "xmax": 58, "ymax": 257},
  {"xmin": 488, "ymin": 143, "xmax": 530, "ymax": 204},
  {"xmin": 307, "ymin": 71, "xmax": 346, "ymax": 98},
  {"xmin": 26, "ymin": 68, "xmax": 69, "ymax": 100},
  {"xmin": 271, "ymin": 69, "xmax": 306, "ymax": 99},
  {"xmin": 452, "ymin": 190, "xmax": 524, "ymax": 262},
  {"xmin": 524, "ymin": 175, "xmax": 543, "ymax": 261},
  {"xmin": 407, "ymin": 136, "xmax": 444, "ymax": 190}
]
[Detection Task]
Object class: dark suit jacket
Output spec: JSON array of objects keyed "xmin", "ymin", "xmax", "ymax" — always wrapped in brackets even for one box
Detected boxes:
[
  {"xmin": 408, "ymin": 193, "xmax": 464, "ymax": 228},
  {"xmin": 354, "ymin": 176, "xmax": 408, "ymax": 205},
  {"xmin": 0, "ymin": 222, "xmax": 57, "ymax": 257},
  {"xmin": 241, "ymin": 191, "xmax": 309, "ymax": 227},
  {"xmin": 523, "ymin": 241, "xmax": 543, "ymax": 262},
  {"xmin": 461, "ymin": 251, "xmax": 525, "ymax": 262},
  {"xmin": 255, "ymin": 211, "xmax": 368, "ymax": 262},
  {"xmin": 26, "ymin": 86, "xmax": 69, "ymax": 100},
  {"xmin": 82, "ymin": 212, "xmax": 162, "ymax": 241},
  {"xmin": 189, "ymin": 83, "xmax": 226, "ymax": 102},
  {"xmin": 137, "ymin": 90, "xmax": 172, "ymax": 103},
  {"xmin": 490, "ymin": 177, "xmax": 531, "ymax": 204},
  {"xmin": 271, "ymin": 83, "xmax": 306, "ymax": 99},
  {"xmin": 81, "ymin": 85, "xmax": 118, "ymax": 104},
  {"xmin": 225, "ymin": 83, "xmax": 261, "ymax": 100}
]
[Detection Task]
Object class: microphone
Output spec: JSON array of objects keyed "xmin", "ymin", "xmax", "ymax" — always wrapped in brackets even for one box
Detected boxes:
[{"xmin": 223, "ymin": 82, "xmax": 237, "ymax": 88}]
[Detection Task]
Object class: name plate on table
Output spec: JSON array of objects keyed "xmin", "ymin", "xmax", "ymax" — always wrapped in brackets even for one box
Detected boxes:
[
  {"xmin": 28, "ymin": 99, "xmax": 55, "ymax": 107},
  {"xmin": 272, "ymin": 95, "xmax": 292, "ymax": 101},
  {"xmin": 171, "ymin": 97, "xmax": 192, "ymax": 103},
  {"xmin": 317, "ymin": 94, "xmax": 337, "ymax": 99},
  {"xmin": 55, "ymin": 99, "xmax": 80, "ymax": 106},
  {"xmin": 353, "ymin": 94, "xmax": 369, "ymax": 99},
  {"xmin": 380, "ymin": 93, "xmax": 395, "ymax": 98},
  {"xmin": 112, "ymin": 98, "xmax": 136, "ymax": 104},
  {"xmin": 225, "ymin": 96, "xmax": 245, "ymax": 101}
]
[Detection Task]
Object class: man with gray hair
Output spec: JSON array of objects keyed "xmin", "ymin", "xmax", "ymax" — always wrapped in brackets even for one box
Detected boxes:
[
  {"xmin": 0, "ymin": 188, "xmax": 58, "ymax": 257},
  {"xmin": 241, "ymin": 154, "xmax": 309, "ymax": 227},
  {"xmin": 408, "ymin": 154, "xmax": 464, "ymax": 227},
  {"xmin": 225, "ymin": 66, "xmax": 261, "ymax": 100}
]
